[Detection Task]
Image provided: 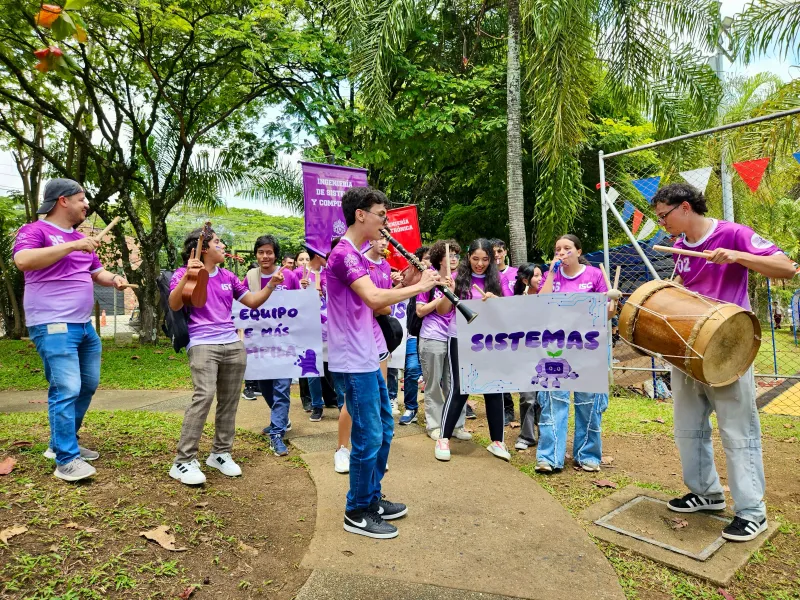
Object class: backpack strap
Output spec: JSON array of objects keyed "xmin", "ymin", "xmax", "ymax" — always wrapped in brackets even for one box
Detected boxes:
[{"xmin": 246, "ymin": 267, "xmax": 261, "ymax": 293}]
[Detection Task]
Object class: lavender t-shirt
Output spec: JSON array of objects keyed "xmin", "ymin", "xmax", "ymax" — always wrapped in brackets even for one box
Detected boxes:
[
  {"xmin": 258, "ymin": 268, "xmax": 300, "ymax": 291},
  {"xmin": 170, "ymin": 267, "xmax": 249, "ymax": 349},
  {"xmin": 367, "ymin": 256, "xmax": 392, "ymax": 354},
  {"xmin": 447, "ymin": 273, "xmax": 512, "ymax": 337},
  {"xmin": 673, "ymin": 219, "xmax": 781, "ymax": 309},
  {"xmin": 13, "ymin": 220, "xmax": 103, "ymax": 326},
  {"xmin": 550, "ymin": 265, "xmax": 608, "ymax": 294},
  {"xmin": 499, "ymin": 266, "xmax": 518, "ymax": 296},
  {"xmin": 326, "ymin": 238, "xmax": 379, "ymax": 373},
  {"xmin": 418, "ymin": 285, "xmax": 452, "ymax": 342}
]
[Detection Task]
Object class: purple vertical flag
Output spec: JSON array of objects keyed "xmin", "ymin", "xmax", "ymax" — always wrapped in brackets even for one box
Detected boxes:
[{"xmin": 301, "ymin": 162, "xmax": 369, "ymax": 256}]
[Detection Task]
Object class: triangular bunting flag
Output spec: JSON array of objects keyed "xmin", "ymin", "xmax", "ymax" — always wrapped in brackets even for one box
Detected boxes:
[
  {"xmin": 679, "ymin": 167, "xmax": 713, "ymax": 194},
  {"xmin": 621, "ymin": 201, "xmax": 634, "ymax": 222},
  {"xmin": 632, "ymin": 209, "xmax": 644, "ymax": 234},
  {"xmin": 793, "ymin": 152, "xmax": 800, "ymax": 166},
  {"xmin": 606, "ymin": 186, "xmax": 620, "ymax": 204},
  {"xmin": 636, "ymin": 218, "xmax": 656, "ymax": 241},
  {"xmin": 647, "ymin": 230, "xmax": 668, "ymax": 247},
  {"xmin": 732, "ymin": 157, "xmax": 770, "ymax": 193},
  {"xmin": 632, "ymin": 176, "xmax": 661, "ymax": 202}
]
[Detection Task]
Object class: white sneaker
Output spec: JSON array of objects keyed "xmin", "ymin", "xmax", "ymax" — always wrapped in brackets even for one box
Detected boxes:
[
  {"xmin": 169, "ymin": 459, "xmax": 206, "ymax": 485},
  {"xmin": 334, "ymin": 446, "xmax": 350, "ymax": 474},
  {"xmin": 428, "ymin": 428, "xmax": 441, "ymax": 441},
  {"xmin": 514, "ymin": 439, "xmax": 530, "ymax": 450},
  {"xmin": 206, "ymin": 453, "xmax": 242, "ymax": 477},
  {"xmin": 487, "ymin": 441, "xmax": 511, "ymax": 462},
  {"xmin": 390, "ymin": 400, "xmax": 400, "ymax": 416},
  {"xmin": 434, "ymin": 438, "xmax": 451, "ymax": 461},
  {"xmin": 453, "ymin": 427, "xmax": 472, "ymax": 441},
  {"xmin": 44, "ymin": 446, "xmax": 99, "ymax": 461},
  {"xmin": 54, "ymin": 457, "xmax": 96, "ymax": 482}
]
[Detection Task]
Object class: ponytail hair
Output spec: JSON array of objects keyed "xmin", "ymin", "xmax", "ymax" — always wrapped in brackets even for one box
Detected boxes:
[{"xmin": 557, "ymin": 234, "xmax": 589, "ymax": 265}]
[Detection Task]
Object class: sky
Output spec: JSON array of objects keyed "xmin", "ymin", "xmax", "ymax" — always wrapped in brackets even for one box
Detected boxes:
[{"xmin": 1, "ymin": 0, "xmax": 797, "ymax": 216}]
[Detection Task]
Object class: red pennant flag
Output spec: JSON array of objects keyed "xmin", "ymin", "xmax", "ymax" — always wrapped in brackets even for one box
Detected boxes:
[
  {"xmin": 632, "ymin": 209, "xmax": 644, "ymax": 234},
  {"xmin": 732, "ymin": 157, "xmax": 770, "ymax": 193}
]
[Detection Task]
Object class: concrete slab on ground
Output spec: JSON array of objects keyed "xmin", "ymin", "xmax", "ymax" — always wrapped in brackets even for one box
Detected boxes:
[
  {"xmin": 579, "ymin": 487, "xmax": 779, "ymax": 586},
  {"xmin": 299, "ymin": 432, "xmax": 624, "ymax": 600},
  {"xmin": 0, "ymin": 389, "xmax": 192, "ymax": 414}
]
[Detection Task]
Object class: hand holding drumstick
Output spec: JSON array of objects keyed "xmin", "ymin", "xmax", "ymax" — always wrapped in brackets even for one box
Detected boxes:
[{"xmin": 472, "ymin": 283, "xmax": 496, "ymax": 301}]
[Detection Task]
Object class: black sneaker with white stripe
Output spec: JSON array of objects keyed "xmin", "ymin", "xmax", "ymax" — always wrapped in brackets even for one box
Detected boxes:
[
  {"xmin": 369, "ymin": 495, "xmax": 408, "ymax": 520},
  {"xmin": 343, "ymin": 508, "xmax": 398, "ymax": 539},
  {"xmin": 722, "ymin": 516, "xmax": 768, "ymax": 542},
  {"xmin": 668, "ymin": 492, "xmax": 726, "ymax": 513}
]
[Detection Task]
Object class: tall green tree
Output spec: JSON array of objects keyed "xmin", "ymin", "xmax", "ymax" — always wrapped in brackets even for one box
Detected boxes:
[{"xmin": 506, "ymin": 0, "xmax": 526, "ymax": 264}]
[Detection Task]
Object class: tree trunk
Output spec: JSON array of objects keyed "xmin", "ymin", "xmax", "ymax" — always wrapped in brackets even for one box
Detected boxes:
[
  {"xmin": 135, "ymin": 244, "xmax": 162, "ymax": 344},
  {"xmin": 0, "ymin": 255, "xmax": 23, "ymax": 339},
  {"xmin": 506, "ymin": 0, "xmax": 527, "ymax": 265}
]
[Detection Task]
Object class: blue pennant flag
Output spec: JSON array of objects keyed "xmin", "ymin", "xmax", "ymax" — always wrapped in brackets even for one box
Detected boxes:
[
  {"xmin": 632, "ymin": 176, "xmax": 661, "ymax": 202},
  {"xmin": 621, "ymin": 201, "xmax": 635, "ymax": 222},
  {"xmin": 647, "ymin": 230, "xmax": 668, "ymax": 247},
  {"xmin": 794, "ymin": 152, "xmax": 800, "ymax": 166}
]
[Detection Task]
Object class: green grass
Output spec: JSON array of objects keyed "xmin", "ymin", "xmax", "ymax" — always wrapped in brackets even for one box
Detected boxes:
[
  {"xmin": 755, "ymin": 326, "xmax": 800, "ymax": 376},
  {"xmin": 0, "ymin": 339, "xmax": 192, "ymax": 391}
]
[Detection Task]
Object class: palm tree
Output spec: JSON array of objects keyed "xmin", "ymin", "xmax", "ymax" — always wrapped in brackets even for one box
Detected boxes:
[{"xmin": 507, "ymin": 0, "xmax": 526, "ymax": 264}]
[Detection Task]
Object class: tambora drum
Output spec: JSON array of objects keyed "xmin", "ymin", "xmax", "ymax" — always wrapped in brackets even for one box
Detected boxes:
[{"xmin": 618, "ymin": 280, "xmax": 760, "ymax": 387}]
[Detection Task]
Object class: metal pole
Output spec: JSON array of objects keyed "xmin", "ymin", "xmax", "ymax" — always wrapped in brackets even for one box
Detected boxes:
[
  {"xmin": 766, "ymin": 278, "xmax": 778, "ymax": 378},
  {"xmin": 605, "ymin": 200, "xmax": 661, "ymax": 280},
  {"xmin": 113, "ymin": 286, "xmax": 117, "ymax": 338},
  {"xmin": 598, "ymin": 151, "xmax": 614, "ymax": 386}
]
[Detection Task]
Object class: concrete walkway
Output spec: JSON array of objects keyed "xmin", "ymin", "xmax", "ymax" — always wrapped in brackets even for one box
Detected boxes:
[{"xmin": 1, "ymin": 390, "xmax": 625, "ymax": 600}]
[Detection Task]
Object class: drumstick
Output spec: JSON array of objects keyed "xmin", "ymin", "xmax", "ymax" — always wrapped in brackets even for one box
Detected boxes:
[
  {"xmin": 599, "ymin": 264, "xmax": 622, "ymax": 301},
  {"xmin": 472, "ymin": 283, "xmax": 487, "ymax": 298},
  {"xmin": 613, "ymin": 265, "xmax": 621, "ymax": 290},
  {"xmin": 599, "ymin": 264, "xmax": 613, "ymax": 290},
  {"xmin": 118, "ymin": 283, "xmax": 138, "ymax": 290},
  {"xmin": 93, "ymin": 216, "xmax": 121, "ymax": 242},
  {"xmin": 445, "ymin": 243, "xmax": 451, "ymax": 279},
  {"xmin": 653, "ymin": 245, "xmax": 712, "ymax": 259}
]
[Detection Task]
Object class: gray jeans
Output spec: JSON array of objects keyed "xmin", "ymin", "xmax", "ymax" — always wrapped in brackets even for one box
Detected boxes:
[
  {"xmin": 518, "ymin": 392, "xmax": 540, "ymax": 444},
  {"xmin": 672, "ymin": 367, "xmax": 766, "ymax": 521},
  {"xmin": 419, "ymin": 337, "xmax": 465, "ymax": 431}
]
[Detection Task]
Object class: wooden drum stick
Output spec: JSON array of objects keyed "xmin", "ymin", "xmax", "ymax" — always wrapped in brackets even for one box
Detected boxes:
[
  {"xmin": 445, "ymin": 243, "xmax": 451, "ymax": 279},
  {"xmin": 653, "ymin": 244, "xmax": 712, "ymax": 259},
  {"xmin": 472, "ymin": 283, "xmax": 487, "ymax": 298},
  {"xmin": 93, "ymin": 216, "xmax": 121, "ymax": 242}
]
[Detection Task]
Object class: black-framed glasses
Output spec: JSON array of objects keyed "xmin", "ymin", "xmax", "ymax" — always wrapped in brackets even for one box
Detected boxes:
[
  {"xmin": 656, "ymin": 204, "xmax": 680, "ymax": 224},
  {"xmin": 361, "ymin": 209, "xmax": 388, "ymax": 224}
]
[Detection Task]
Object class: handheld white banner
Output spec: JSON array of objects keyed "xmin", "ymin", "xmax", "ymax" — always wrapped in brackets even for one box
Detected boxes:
[
  {"xmin": 388, "ymin": 300, "xmax": 408, "ymax": 368},
  {"xmin": 233, "ymin": 288, "xmax": 323, "ymax": 380},
  {"xmin": 456, "ymin": 294, "xmax": 609, "ymax": 394}
]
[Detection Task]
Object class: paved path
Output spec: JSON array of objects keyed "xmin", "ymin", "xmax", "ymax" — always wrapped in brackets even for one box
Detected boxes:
[{"xmin": 1, "ymin": 389, "xmax": 624, "ymax": 600}]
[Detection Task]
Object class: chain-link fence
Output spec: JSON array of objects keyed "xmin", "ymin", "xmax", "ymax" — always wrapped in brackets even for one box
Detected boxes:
[
  {"xmin": 597, "ymin": 107, "xmax": 800, "ymax": 417},
  {"xmin": 91, "ymin": 283, "xmax": 140, "ymax": 340}
]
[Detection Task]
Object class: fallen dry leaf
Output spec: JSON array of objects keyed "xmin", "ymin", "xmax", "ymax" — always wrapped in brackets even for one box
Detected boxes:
[
  {"xmin": 718, "ymin": 588, "xmax": 735, "ymax": 600},
  {"xmin": 665, "ymin": 517, "xmax": 688, "ymax": 530},
  {"xmin": 139, "ymin": 526, "xmax": 186, "ymax": 551},
  {"xmin": 168, "ymin": 356, "xmax": 177, "ymax": 361},
  {"xmin": 0, "ymin": 525, "xmax": 28, "ymax": 544},
  {"xmin": 784, "ymin": 423, "xmax": 793, "ymax": 429},
  {"xmin": 654, "ymin": 417, "xmax": 665, "ymax": 424},
  {"xmin": 784, "ymin": 437, "xmax": 797, "ymax": 444},
  {"xmin": 177, "ymin": 586, "xmax": 197, "ymax": 599},
  {"xmin": 592, "ymin": 479, "xmax": 618, "ymax": 489},
  {"xmin": 30, "ymin": 368, "xmax": 42, "ymax": 374},
  {"xmin": 509, "ymin": 421, "xmax": 520, "ymax": 429},
  {"xmin": 238, "ymin": 541, "xmax": 258, "ymax": 556},
  {"xmin": 153, "ymin": 350, "xmax": 164, "ymax": 354},
  {"xmin": 601, "ymin": 456, "xmax": 614, "ymax": 465},
  {"xmin": 11, "ymin": 441, "xmax": 33, "ymax": 447},
  {"xmin": 0, "ymin": 457, "xmax": 17, "ymax": 475},
  {"xmin": 130, "ymin": 355, "xmax": 141, "ymax": 360},
  {"xmin": 194, "ymin": 501, "xmax": 209, "ymax": 509},
  {"xmin": 65, "ymin": 522, "xmax": 99, "ymax": 533},
  {"xmin": 341, "ymin": 550, "xmax": 354, "ymax": 556}
]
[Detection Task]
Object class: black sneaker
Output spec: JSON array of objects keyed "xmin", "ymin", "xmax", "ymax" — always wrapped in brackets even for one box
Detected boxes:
[
  {"xmin": 310, "ymin": 407, "xmax": 323, "ymax": 422},
  {"xmin": 465, "ymin": 404, "xmax": 477, "ymax": 420},
  {"xmin": 722, "ymin": 516, "xmax": 768, "ymax": 542},
  {"xmin": 343, "ymin": 509, "xmax": 398, "ymax": 539},
  {"xmin": 668, "ymin": 492, "xmax": 726, "ymax": 513},
  {"xmin": 370, "ymin": 495, "xmax": 408, "ymax": 520},
  {"xmin": 241, "ymin": 387, "xmax": 257, "ymax": 401}
]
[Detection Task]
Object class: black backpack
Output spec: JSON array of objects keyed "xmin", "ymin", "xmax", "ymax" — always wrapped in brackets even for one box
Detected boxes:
[
  {"xmin": 156, "ymin": 269, "xmax": 190, "ymax": 353},
  {"xmin": 406, "ymin": 288, "xmax": 434, "ymax": 337}
]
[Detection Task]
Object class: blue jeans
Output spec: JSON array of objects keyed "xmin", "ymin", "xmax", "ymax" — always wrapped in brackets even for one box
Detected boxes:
[
  {"xmin": 387, "ymin": 368, "xmax": 398, "ymax": 401},
  {"xmin": 337, "ymin": 370, "xmax": 392, "ymax": 512},
  {"xmin": 331, "ymin": 372, "xmax": 346, "ymax": 409},
  {"xmin": 257, "ymin": 379, "xmax": 291, "ymax": 437},
  {"xmin": 536, "ymin": 391, "xmax": 608, "ymax": 469},
  {"xmin": 403, "ymin": 337, "xmax": 421, "ymax": 411},
  {"xmin": 309, "ymin": 376, "xmax": 324, "ymax": 409},
  {"xmin": 29, "ymin": 322, "xmax": 102, "ymax": 465},
  {"xmin": 672, "ymin": 367, "xmax": 766, "ymax": 521}
]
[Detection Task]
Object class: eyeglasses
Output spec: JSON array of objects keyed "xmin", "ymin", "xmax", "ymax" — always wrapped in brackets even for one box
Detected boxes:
[
  {"xmin": 450, "ymin": 254, "xmax": 460, "ymax": 261},
  {"xmin": 362, "ymin": 209, "xmax": 388, "ymax": 224},
  {"xmin": 656, "ymin": 204, "xmax": 680, "ymax": 224}
]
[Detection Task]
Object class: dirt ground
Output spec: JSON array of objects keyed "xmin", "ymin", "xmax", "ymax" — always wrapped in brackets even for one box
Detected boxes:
[{"xmin": 0, "ymin": 412, "xmax": 316, "ymax": 599}]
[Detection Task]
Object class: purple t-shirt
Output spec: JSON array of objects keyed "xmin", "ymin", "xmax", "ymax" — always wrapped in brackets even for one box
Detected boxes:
[
  {"xmin": 326, "ymin": 238, "xmax": 379, "ymax": 373},
  {"xmin": 499, "ymin": 266, "xmax": 518, "ymax": 295},
  {"xmin": 447, "ymin": 272, "xmax": 512, "ymax": 337},
  {"xmin": 550, "ymin": 265, "xmax": 608, "ymax": 294},
  {"xmin": 13, "ymin": 220, "xmax": 103, "ymax": 326},
  {"xmin": 418, "ymin": 283, "xmax": 453, "ymax": 342},
  {"xmin": 170, "ymin": 266, "xmax": 249, "ymax": 349},
  {"xmin": 673, "ymin": 219, "xmax": 780, "ymax": 309},
  {"xmin": 257, "ymin": 268, "xmax": 300, "ymax": 291},
  {"xmin": 367, "ymin": 256, "xmax": 392, "ymax": 355}
]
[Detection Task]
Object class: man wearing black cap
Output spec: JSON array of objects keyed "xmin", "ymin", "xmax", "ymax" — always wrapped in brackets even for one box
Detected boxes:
[{"xmin": 13, "ymin": 178, "xmax": 128, "ymax": 482}]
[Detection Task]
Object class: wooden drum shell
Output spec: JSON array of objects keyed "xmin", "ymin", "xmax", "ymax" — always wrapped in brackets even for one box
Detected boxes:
[{"xmin": 619, "ymin": 281, "xmax": 761, "ymax": 387}]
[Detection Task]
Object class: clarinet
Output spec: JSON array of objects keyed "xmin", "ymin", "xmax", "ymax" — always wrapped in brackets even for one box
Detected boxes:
[{"xmin": 380, "ymin": 228, "xmax": 478, "ymax": 323}]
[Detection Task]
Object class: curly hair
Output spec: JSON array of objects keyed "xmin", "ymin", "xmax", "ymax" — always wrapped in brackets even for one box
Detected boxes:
[
  {"xmin": 454, "ymin": 238, "xmax": 503, "ymax": 299},
  {"xmin": 650, "ymin": 182, "xmax": 708, "ymax": 215},
  {"xmin": 181, "ymin": 226, "xmax": 216, "ymax": 265},
  {"xmin": 428, "ymin": 239, "xmax": 461, "ymax": 270}
]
